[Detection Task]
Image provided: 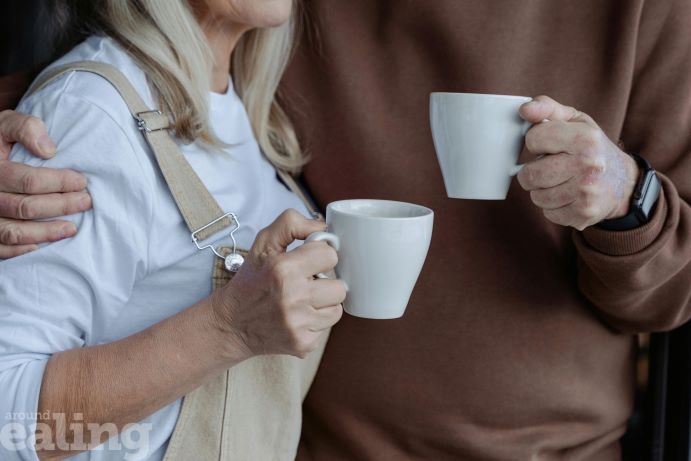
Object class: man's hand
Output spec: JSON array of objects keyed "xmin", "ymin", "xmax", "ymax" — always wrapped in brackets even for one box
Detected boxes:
[
  {"xmin": 517, "ymin": 96, "xmax": 639, "ymax": 231},
  {"xmin": 0, "ymin": 110, "xmax": 92, "ymax": 258}
]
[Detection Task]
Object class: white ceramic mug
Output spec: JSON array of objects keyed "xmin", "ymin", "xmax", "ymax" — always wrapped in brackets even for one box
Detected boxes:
[
  {"xmin": 306, "ymin": 199, "xmax": 434, "ymax": 319},
  {"xmin": 429, "ymin": 92, "xmax": 532, "ymax": 200}
]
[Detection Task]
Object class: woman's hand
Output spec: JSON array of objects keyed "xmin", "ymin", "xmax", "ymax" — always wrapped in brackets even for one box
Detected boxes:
[
  {"xmin": 211, "ymin": 209, "xmax": 346, "ymax": 359},
  {"xmin": 0, "ymin": 110, "xmax": 92, "ymax": 258}
]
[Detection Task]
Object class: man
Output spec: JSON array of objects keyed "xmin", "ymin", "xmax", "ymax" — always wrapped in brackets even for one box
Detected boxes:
[{"xmin": 1, "ymin": 0, "xmax": 690, "ymax": 459}]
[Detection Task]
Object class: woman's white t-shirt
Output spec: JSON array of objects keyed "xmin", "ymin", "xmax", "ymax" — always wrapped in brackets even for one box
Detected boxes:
[{"xmin": 0, "ymin": 36, "xmax": 310, "ymax": 461}]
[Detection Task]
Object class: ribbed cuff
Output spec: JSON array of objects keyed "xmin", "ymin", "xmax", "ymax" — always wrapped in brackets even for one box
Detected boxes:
[{"xmin": 578, "ymin": 176, "xmax": 673, "ymax": 257}]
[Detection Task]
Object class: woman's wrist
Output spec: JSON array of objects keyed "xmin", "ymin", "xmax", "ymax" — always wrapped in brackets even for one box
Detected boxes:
[{"xmin": 203, "ymin": 291, "xmax": 254, "ymax": 366}]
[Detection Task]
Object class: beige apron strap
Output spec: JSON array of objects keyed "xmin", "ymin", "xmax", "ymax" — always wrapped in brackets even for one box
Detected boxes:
[{"xmin": 28, "ymin": 61, "xmax": 231, "ymax": 241}]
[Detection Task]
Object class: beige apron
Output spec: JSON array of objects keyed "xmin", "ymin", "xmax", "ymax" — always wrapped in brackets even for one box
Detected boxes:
[{"xmin": 29, "ymin": 61, "xmax": 327, "ymax": 461}]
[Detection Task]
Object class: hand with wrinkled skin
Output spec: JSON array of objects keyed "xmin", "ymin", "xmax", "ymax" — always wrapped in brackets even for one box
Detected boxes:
[
  {"xmin": 517, "ymin": 96, "xmax": 639, "ymax": 231},
  {"xmin": 0, "ymin": 110, "xmax": 92, "ymax": 258},
  {"xmin": 211, "ymin": 209, "xmax": 346, "ymax": 359}
]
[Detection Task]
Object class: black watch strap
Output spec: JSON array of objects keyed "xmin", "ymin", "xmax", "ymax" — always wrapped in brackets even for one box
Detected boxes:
[{"xmin": 597, "ymin": 153, "xmax": 661, "ymax": 231}]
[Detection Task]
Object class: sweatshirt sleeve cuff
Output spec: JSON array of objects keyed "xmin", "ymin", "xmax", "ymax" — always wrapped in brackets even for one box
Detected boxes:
[{"xmin": 578, "ymin": 175, "xmax": 673, "ymax": 257}]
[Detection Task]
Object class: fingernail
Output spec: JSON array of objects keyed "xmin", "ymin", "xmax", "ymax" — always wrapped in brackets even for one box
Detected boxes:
[
  {"xmin": 60, "ymin": 223, "xmax": 77, "ymax": 239},
  {"xmin": 76, "ymin": 176, "xmax": 88, "ymax": 190},
  {"xmin": 79, "ymin": 194, "xmax": 92, "ymax": 210},
  {"xmin": 68, "ymin": 171, "xmax": 88, "ymax": 190},
  {"xmin": 37, "ymin": 134, "xmax": 57, "ymax": 157}
]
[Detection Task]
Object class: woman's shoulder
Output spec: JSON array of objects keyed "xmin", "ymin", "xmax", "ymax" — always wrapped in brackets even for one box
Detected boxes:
[
  {"xmin": 20, "ymin": 36, "xmax": 156, "ymax": 132},
  {"xmin": 14, "ymin": 35, "xmax": 160, "ymax": 175}
]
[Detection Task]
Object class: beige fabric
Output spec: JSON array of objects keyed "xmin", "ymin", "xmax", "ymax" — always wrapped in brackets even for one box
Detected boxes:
[
  {"xmin": 28, "ymin": 62, "xmax": 326, "ymax": 460},
  {"xmin": 166, "ymin": 248, "xmax": 328, "ymax": 461}
]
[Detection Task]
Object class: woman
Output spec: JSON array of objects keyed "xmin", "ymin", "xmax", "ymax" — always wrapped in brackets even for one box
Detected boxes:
[{"xmin": 0, "ymin": 0, "xmax": 345, "ymax": 460}]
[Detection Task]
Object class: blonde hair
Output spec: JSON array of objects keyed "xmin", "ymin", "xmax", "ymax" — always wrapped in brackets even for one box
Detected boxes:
[{"xmin": 74, "ymin": 0, "xmax": 306, "ymax": 173}]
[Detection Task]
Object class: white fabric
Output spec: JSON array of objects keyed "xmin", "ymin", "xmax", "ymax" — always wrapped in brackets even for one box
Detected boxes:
[{"xmin": 0, "ymin": 36, "xmax": 309, "ymax": 461}]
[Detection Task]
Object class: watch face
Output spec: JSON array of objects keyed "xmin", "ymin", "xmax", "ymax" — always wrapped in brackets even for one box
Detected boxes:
[{"xmin": 635, "ymin": 169, "xmax": 662, "ymax": 221}]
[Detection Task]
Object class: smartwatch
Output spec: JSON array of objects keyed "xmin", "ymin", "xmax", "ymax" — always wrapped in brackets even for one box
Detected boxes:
[{"xmin": 597, "ymin": 153, "xmax": 661, "ymax": 231}]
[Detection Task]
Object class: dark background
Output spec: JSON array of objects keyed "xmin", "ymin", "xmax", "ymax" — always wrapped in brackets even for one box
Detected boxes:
[{"xmin": 1, "ymin": 0, "xmax": 61, "ymax": 76}]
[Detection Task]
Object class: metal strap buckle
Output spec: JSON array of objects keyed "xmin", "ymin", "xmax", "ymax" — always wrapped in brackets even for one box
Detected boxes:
[
  {"xmin": 191, "ymin": 212, "xmax": 245, "ymax": 272},
  {"xmin": 134, "ymin": 110, "xmax": 167, "ymax": 133}
]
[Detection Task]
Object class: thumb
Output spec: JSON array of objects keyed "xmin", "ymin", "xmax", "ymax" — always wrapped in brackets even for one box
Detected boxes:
[
  {"xmin": 252, "ymin": 209, "xmax": 326, "ymax": 255},
  {"xmin": 0, "ymin": 111, "xmax": 57, "ymax": 160},
  {"xmin": 519, "ymin": 95, "xmax": 593, "ymax": 125}
]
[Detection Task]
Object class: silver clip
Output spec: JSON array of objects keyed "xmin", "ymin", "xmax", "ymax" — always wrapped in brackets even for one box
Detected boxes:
[
  {"xmin": 191, "ymin": 212, "xmax": 245, "ymax": 272},
  {"xmin": 134, "ymin": 110, "xmax": 167, "ymax": 133}
]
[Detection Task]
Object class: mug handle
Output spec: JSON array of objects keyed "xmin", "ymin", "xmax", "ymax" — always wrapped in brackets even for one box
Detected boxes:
[
  {"xmin": 510, "ymin": 154, "xmax": 546, "ymax": 176},
  {"xmin": 511, "ymin": 119, "xmax": 549, "ymax": 175},
  {"xmin": 509, "ymin": 164, "xmax": 524, "ymax": 176},
  {"xmin": 305, "ymin": 231, "xmax": 340, "ymax": 279}
]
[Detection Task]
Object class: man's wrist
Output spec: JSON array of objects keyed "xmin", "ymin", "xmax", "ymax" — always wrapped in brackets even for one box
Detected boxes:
[
  {"xmin": 598, "ymin": 153, "xmax": 661, "ymax": 231},
  {"xmin": 609, "ymin": 152, "xmax": 640, "ymax": 218}
]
